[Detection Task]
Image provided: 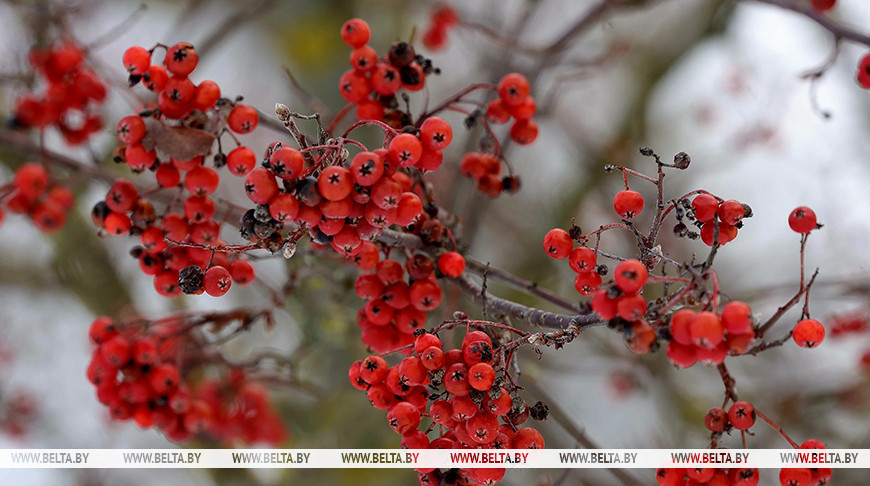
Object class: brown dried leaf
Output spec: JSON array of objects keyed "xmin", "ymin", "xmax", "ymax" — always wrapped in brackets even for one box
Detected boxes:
[{"xmin": 142, "ymin": 118, "xmax": 215, "ymax": 162}]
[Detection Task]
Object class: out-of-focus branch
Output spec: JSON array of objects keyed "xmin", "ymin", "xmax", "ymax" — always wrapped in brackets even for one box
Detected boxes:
[
  {"xmin": 744, "ymin": 0, "xmax": 870, "ymax": 47},
  {"xmin": 0, "ymin": 128, "xmax": 116, "ymax": 184}
]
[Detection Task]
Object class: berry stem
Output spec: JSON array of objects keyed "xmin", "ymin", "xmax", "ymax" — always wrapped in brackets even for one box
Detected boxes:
[
  {"xmin": 325, "ymin": 102, "xmax": 354, "ymax": 135},
  {"xmin": 754, "ymin": 407, "xmax": 800, "ymax": 449},
  {"xmin": 416, "ymin": 82, "xmax": 497, "ymax": 123}
]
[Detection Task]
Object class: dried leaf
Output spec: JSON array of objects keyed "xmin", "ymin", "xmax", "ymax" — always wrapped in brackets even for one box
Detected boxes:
[{"xmin": 143, "ymin": 118, "xmax": 215, "ymax": 162}]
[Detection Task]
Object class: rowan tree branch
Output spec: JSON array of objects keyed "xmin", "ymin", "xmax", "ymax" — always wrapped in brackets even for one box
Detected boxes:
[{"xmin": 744, "ymin": 0, "xmax": 870, "ymax": 47}]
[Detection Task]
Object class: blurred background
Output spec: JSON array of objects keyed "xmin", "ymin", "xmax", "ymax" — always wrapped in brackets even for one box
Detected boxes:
[{"xmin": 1, "ymin": 0, "xmax": 869, "ymax": 484}]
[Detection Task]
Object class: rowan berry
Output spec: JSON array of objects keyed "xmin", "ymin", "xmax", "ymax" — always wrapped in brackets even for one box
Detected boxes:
[
  {"xmin": 183, "ymin": 195, "xmax": 215, "ymax": 223},
  {"xmin": 155, "ymin": 162, "xmax": 181, "ymax": 188},
  {"xmin": 497, "ymin": 73, "xmax": 530, "ymax": 106},
  {"xmin": 486, "ymin": 98, "xmax": 511, "ymax": 124},
  {"xmin": 203, "ymin": 266, "xmax": 232, "ymax": 297},
  {"xmin": 104, "ymin": 212, "xmax": 132, "ymax": 236},
  {"xmin": 192, "ymin": 80, "xmax": 221, "ymax": 110},
  {"xmin": 387, "ymin": 402, "xmax": 421, "ymax": 434},
  {"xmin": 700, "ymin": 221, "xmax": 738, "ymax": 246},
  {"xmin": 142, "ymin": 64, "xmax": 169, "ymax": 91},
  {"xmin": 508, "ymin": 96, "xmax": 537, "ymax": 120},
  {"xmin": 730, "ymin": 468, "xmax": 761, "ymax": 486},
  {"xmin": 614, "ymin": 189, "xmax": 644, "ymax": 219},
  {"xmin": 388, "ymin": 133, "xmax": 423, "ymax": 167},
  {"xmin": 149, "ymin": 363, "xmax": 180, "ymax": 394},
  {"xmin": 419, "ymin": 117, "xmax": 453, "ymax": 151},
  {"xmin": 437, "ymin": 251, "xmax": 466, "ymax": 278},
  {"xmin": 227, "ymin": 104, "xmax": 258, "ymax": 134},
  {"xmin": 704, "ymin": 407, "xmax": 728, "ymax": 432},
  {"xmin": 164, "ymin": 42, "xmax": 198, "ymax": 77},
  {"xmin": 509, "ymin": 118, "xmax": 538, "ymax": 145},
  {"xmin": 409, "ymin": 280, "xmax": 442, "ymax": 311},
  {"xmin": 656, "ymin": 468, "xmax": 686, "ymax": 486},
  {"xmin": 371, "ymin": 63, "xmax": 402, "ymax": 95},
  {"xmin": 574, "ymin": 271, "xmax": 602, "ymax": 296},
  {"xmin": 398, "ymin": 356, "xmax": 428, "ymax": 386},
  {"xmin": 89, "ymin": 316, "xmax": 117, "ymax": 344},
  {"xmin": 810, "ymin": 0, "xmax": 836, "ymax": 13},
  {"xmin": 689, "ymin": 312, "xmax": 725, "ymax": 350},
  {"xmin": 543, "ymin": 228, "xmax": 572, "ymax": 259},
  {"xmin": 617, "ymin": 294, "xmax": 647, "ymax": 321},
  {"xmin": 727, "ymin": 400, "xmax": 756, "ymax": 430},
  {"xmin": 691, "ymin": 193, "xmax": 719, "ymax": 223},
  {"xmin": 341, "ymin": 18, "xmax": 371, "ymax": 48},
  {"xmin": 666, "ymin": 341, "xmax": 697, "ymax": 368},
  {"xmin": 184, "ymin": 166, "xmax": 220, "ymax": 196},
  {"xmin": 338, "ymin": 69, "xmax": 371, "ymax": 103},
  {"xmin": 116, "ymin": 115, "xmax": 147, "ymax": 145},
  {"xmin": 512, "ymin": 427, "xmax": 544, "ymax": 449},
  {"xmin": 722, "ymin": 301, "xmax": 753, "ymax": 334},
  {"xmin": 613, "ymin": 259, "xmax": 647, "ymax": 294},
  {"xmin": 793, "ymin": 319, "xmax": 825, "ymax": 348},
  {"xmin": 568, "ymin": 247, "xmax": 596, "ymax": 272},
  {"xmin": 102, "ymin": 335, "xmax": 131, "ymax": 367},
  {"xmin": 788, "ymin": 206, "xmax": 817, "ymax": 234},
  {"xmin": 14, "ymin": 162, "xmax": 49, "ymax": 199},
  {"xmin": 244, "ymin": 168, "xmax": 279, "ymax": 205},
  {"xmin": 468, "ymin": 362, "xmax": 496, "ymax": 391},
  {"xmin": 165, "ymin": 75, "xmax": 195, "ymax": 103},
  {"xmin": 124, "ymin": 144, "xmax": 157, "ymax": 171},
  {"xmin": 779, "ymin": 468, "xmax": 812, "ymax": 486},
  {"xmin": 718, "ymin": 199, "xmax": 746, "ymax": 225},
  {"xmin": 859, "ymin": 53, "xmax": 870, "ymax": 89},
  {"xmin": 444, "ymin": 363, "xmax": 470, "ymax": 397}
]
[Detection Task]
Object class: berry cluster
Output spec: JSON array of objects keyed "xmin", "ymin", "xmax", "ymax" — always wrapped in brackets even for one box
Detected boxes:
[
  {"xmin": 1, "ymin": 162, "xmax": 74, "ymax": 233},
  {"xmin": 339, "ymin": 18, "xmax": 441, "ymax": 125},
  {"xmin": 91, "ymin": 41, "xmax": 261, "ymax": 297},
  {"xmin": 87, "ymin": 315, "xmax": 284, "ymax": 444},
  {"xmin": 421, "ymin": 4, "xmax": 460, "ymax": 51},
  {"xmin": 656, "ymin": 466, "xmax": 761, "ymax": 486},
  {"xmin": 828, "ymin": 310, "xmax": 870, "ymax": 370},
  {"xmin": 663, "ymin": 303, "xmax": 758, "ymax": 368},
  {"xmin": 354, "ymin": 254, "xmax": 444, "ymax": 353},
  {"xmin": 13, "ymin": 41, "xmax": 106, "ymax": 145},
  {"xmin": 682, "ymin": 193, "xmax": 752, "ymax": 247},
  {"xmin": 349, "ymin": 328, "xmax": 544, "ymax": 486}
]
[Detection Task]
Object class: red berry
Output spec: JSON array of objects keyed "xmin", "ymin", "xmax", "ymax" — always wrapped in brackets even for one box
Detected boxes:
[
  {"xmin": 614, "ymin": 190, "xmax": 644, "ymax": 219},
  {"xmin": 419, "ymin": 117, "xmax": 453, "ymax": 151},
  {"xmin": 155, "ymin": 163, "xmax": 181, "ymax": 188},
  {"xmin": 142, "ymin": 65, "xmax": 169, "ymax": 91},
  {"xmin": 700, "ymin": 221, "xmax": 738, "ymax": 246},
  {"xmin": 371, "ymin": 63, "xmax": 402, "ymax": 96},
  {"xmin": 341, "ymin": 18, "xmax": 371, "ymax": 48},
  {"xmin": 388, "ymin": 133, "xmax": 423, "ymax": 167},
  {"xmin": 224, "ymin": 146, "xmax": 254, "ymax": 177},
  {"xmin": 468, "ymin": 362, "xmax": 495, "ymax": 391},
  {"xmin": 573, "ymin": 271, "xmax": 602, "ymax": 296},
  {"xmin": 704, "ymin": 407, "xmax": 728, "ymax": 432},
  {"xmin": 509, "ymin": 118, "xmax": 538, "ymax": 145},
  {"xmin": 318, "ymin": 166, "xmax": 353, "ymax": 201},
  {"xmin": 14, "ymin": 162, "xmax": 49, "ymax": 199},
  {"xmin": 858, "ymin": 53, "xmax": 870, "ymax": 89},
  {"xmin": 204, "ymin": 266, "xmax": 232, "ymax": 297},
  {"xmin": 104, "ymin": 211, "xmax": 132, "ymax": 236},
  {"xmin": 793, "ymin": 319, "xmax": 825, "ymax": 348},
  {"xmin": 692, "ymin": 193, "xmax": 719, "ymax": 223},
  {"xmin": 788, "ymin": 206, "xmax": 817, "ymax": 234},
  {"xmin": 338, "ymin": 69, "xmax": 371, "ymax": 103},
  {"xmin": 409, "ymin": 280, "xmax": 442, "ymax": 311},
  {"xmin": 230, "ymin": 259, "xmax": 256, "ymax": 285},
  {"xmin": 349, "ymin": 45, "xmax": 378, "ymax": 71},
  {"xmin": 727, "ymin": 400, "xmax": 756, "ymax": 430},
  {"xmin": 395, "ymin": 192, "xmax": 423, "ymax": 226},
  {"xmin": 183, "ymin": 195, "xmax": 215, "ymax": 223},
  {"xmin": 721, "ymin": 301, "xmax": 753, "ymax": 334},
  {"xmin": 227, "ymin": 104, "xmax": 258, "ymax": 134},
  {"xmin": 184, "ymin": 166, "xmax": 220, "ymax": 196},
  {"xmin": 779, "ymin": 468, "xmax": 812, "ymax": 486},
  {"xmin": 718, "ymin": 199, "xmax": 746, "ymax": 225},
  {"xmin": 568, "ymin": 247, "xmax": 596, "ymax": 272},
  {"xmin": 486, "ymin": 98, "xmax": 511, "ymax": 124},
  {"xmin": 349, "ymin": 151, "xmax": 384, "ymax": 186},
  {"xmin": 614, "ymin": 259, "xmax": 648, "ymax": 294},
  {"xmin": 89, "ymin": 316, "xmax": 116, "ymax": 344},
  {"xmin": 164, "ymin": 75, "xmax": 196, "ymax": 103},
  {"xmin": 122, "ymin": 46, "xmax": 151, "ymax": 75},
  {"xmin": 689, "ymin": 312, "xmax": 725, "ymax": 350},
  {"xmin": 438, "ymin": 251, "xmax": 466, "ymax": 278},
  {"xmin": 149, "ymin": 363, "xmax": 180, "ymax": 394},
  {"xmin": 387, "ymin": 402, "xmax": 421, "ymax": 434},
  {"xmin": 497, "ymin": 73, "xmax": 530, "ymax": 106},
  {"xmin": 810, "ymin": 0, "xmax": 836, "ymax": 13},
  {"xmin": 244, "ymin": 168, "xmax": 279, "ymax": 204},
  {"xmin": 116, "ymin": 115, "xmax": 146, "ymax": 145},
  {"xmin": 193, "ymin": 80, "xmax": 221, "ymax": 110},
  {"xmin": 543, "ymin": 228, "xmax": 572, "ymax": 259},
  {"xmin": 511, "ymin": 427, "xmax": 544, "ymax": 449},
  {"xmin": 163, "ymin": 42, "xmax": 198, "ymax": 77}
]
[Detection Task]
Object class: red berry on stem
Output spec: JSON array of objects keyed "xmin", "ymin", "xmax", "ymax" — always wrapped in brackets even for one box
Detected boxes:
[
  {"xmin": 614, "ymin": 259, "xmax": 648, "ymax": 294},
  {"xmin": 788, "ymin": 206, "xmax": 817, "ymax": 234},
  {"xmin": 438, "ymin": 251, "xmax": 466, "ymax": 278},
  {"xmin": 543, "ymin": 228, "xmax": 572, "ymax": 259},
  {"xmin": 692, "ymin": 193, "xmax": 719, "ymax": 223},
  {"xmin": 341, "ymin": 18, "xmax": 371, "ymax": 48},
  {"xmin": 614, "ymin": 189, "xmax": 644, "ymax": 218},
  {"xmin": 497, "ymin": 73, "xmax": 531, "ymax": 106},
  {"xmin": 793, "ymin": 319, "xmax": 825, "ymax": 348},
  {"xmin": 227, "ymin": 104, "xmax": 258, "ymax": 134},
  {"xmin": 728, "ymin": 400, "xmax": 756, "ymax": 430},
  {"xmin": 204, "ymin": 266, "xmax": 232, "ymax": 297},
  {"xmin": 163, "ymin": 42, "xmax": 198, "ymax": 76}
]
